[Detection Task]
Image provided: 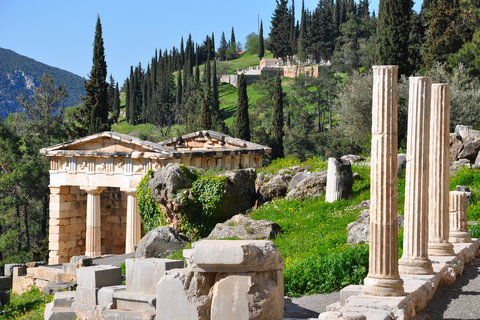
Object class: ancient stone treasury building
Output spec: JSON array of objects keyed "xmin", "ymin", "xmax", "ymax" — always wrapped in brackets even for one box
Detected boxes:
[{"xmin": 40, "ymin": 130, "xmax": 270, "ymax": 265}]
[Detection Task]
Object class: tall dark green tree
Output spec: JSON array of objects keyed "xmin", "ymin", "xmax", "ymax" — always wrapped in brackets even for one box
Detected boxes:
[
  {"xmin": 259, "ymin": 20, "xmax": 265, "ymax": 59},
  {"xmin": 77, "ymin": 15, "xmax": 110, "ymax": 136},
  {"xmin": 176, "ymin": 68, "xmax": 183, "ymax": 108},
  {"xmin": 230, "ymin": 27, "xmax": 237, "ymax": 53},
  {"xmin": 289, "ymin": 0, "xmax": 297, "ymax": 54},
  {"xmin": 236, "ymin": 74, "xmax": 250, "ymax": 141},
  {"xmin": 212, "ymin": 60, "xmax": 220, "ymax": 119},
  {"xmin": 112, "ymin": 82, "xmax": 120, "ymax": 123},
  {"xmin": 218, "ymin": 31, "xmax": 228, "ymax": 61},
  {"xmin": 268, "ymin": 0, "xmax": 292, "ymax": 59},
  {"xmin": 422, "ymin": 0, "xmax": 461, "ymax": 69},
  {"xmin": 201, "ymin": 90, "xmax": 212, "ymax": 130},
  {"xmin": 271, "ymin": 76, "xmax": 284, "ymax": 159},
  {"xmin": 375, "ymin": 0, "xmax": 413, "ymax": 75}
]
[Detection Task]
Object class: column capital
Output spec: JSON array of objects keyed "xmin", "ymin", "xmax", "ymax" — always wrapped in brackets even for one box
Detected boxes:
[{"xmin": 80, "ymin": 186, "xmax": 106, "ymax": 195}]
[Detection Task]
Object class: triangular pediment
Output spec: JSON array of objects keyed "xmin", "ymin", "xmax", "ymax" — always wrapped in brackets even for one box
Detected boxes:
[{"xmin": 40, "ymin": 132, "xmax": 171, "ymax": 157}]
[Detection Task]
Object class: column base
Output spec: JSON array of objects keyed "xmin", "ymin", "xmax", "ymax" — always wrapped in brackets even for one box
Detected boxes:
[
  {"xmin": 85, "ymin": 251, "xmax": 102, "ymax": 258},
  {"xmin": 398, "ymin": 257, "xmax": 434, "ymax": 275},
  {"xmin": 428, "ymin": 242, "xmax": 455, "ymax": 256},
  {"xmin": 363, "ymin": 276, "xmax": 405, "ymax": 296},
  {"xmin": 449, "ymin": 231, "xmax": 472, "ymax": 243}
]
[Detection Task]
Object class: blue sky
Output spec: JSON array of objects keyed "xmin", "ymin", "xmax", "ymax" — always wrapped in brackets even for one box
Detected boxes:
[{"xmin": 0, "ymin": 0, "xmax": 421, "ymax": 85}]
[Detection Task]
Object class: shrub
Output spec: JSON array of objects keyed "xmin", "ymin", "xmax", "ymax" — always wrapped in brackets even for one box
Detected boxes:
[
  {"xmin": 0, "ymin": 287, "xmax": 53, "ymax": 320},
  {"xmin": 136, "ymin": 170, "xmax": 165, "ymax": 233}
]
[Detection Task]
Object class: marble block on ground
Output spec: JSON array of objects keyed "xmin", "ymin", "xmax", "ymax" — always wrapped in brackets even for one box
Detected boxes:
[{"xmin": 76, "ymin": 265, "xmax": 122, "ymax": 288}]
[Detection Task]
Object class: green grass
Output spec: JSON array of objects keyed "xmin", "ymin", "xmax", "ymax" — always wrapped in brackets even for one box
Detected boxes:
[
  {"xmin": 450, "ymin": 166, "xmax": 480, "ymax": 221},
  {"xmin": 250, "ymin": 158, "xmax": 372, "ymax": 296},
  {"xmin": 0, "ymin": 288, "xmax": 53, "ymax": 320}
]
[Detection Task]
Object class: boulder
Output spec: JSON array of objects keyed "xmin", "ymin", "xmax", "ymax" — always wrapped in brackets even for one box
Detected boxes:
[
  {"xmin": 325, "ymin": 157, "xmax": 353, "ymax": 203},
  {"xmin": 456, "ymin": 185, "xmax": 473, "ymax": 205},
  {"xmin": 149, "ymin": 163, "xmax": 195, "ymax": 204},
  {"xmin": 341, "ymin": 154, "xmax": 364, "ymax": 163},
  {"xmin": 288, "ymin": 171, "xmax": 312, "ymax": 191},
  {"xmin": 458, "ymin": 130, "xmax": 480, "ymax": 162},
  {"xmin": 347, "ymin": 209, "xmax": 404, "ymax": 245},
  {"xmin": 397, "ymin": 153, "xmax": 407, "ymax": 177},
  {"xmin": 135, "ymin": 226, "xmax": 190, "ymax": 259},
  {"xmin": 286, "ymin": 171, "xmax": 328, "ymax": 200},
  {"xmin": 455, "ymin": 125, "xmax": 472, "ymax": 140},
  {"xmin": 475, "ymin": 151, "xmax": 480, "ymax": 168},
  {"xmin": 255, "ymin": 172, "xmax": 274, "ymax": 189},
  {"xmin": 268, "ymin": 173, "xmax": 293, "ymax": 187},
  {"xmin": 450, "ymin": 132, "xmax": 464, "ymax": 163},
  {"xmin": 219, "ymin": 169, "xmax": 257, "ymax": 218},
  {"xmin": 257, "ymin": 184, "xmax": 287, "ymax": 206},
  {"xmin": 207, "ymin": 214, "xmax": 281, "ymax": 240},
  {"xmin": 70, "ymin": 256, "xmax": 92, "ymax": 267}
]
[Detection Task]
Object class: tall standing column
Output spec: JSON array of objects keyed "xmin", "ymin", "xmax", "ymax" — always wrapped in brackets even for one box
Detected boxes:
[
  {"xmin": 364, "ymin": 66, "xmax": 405, "ymax": 296},
  {"xmin": 428, "ymin": 84, "xmax": 455, "ymax": 256},
  {"xmin": 124, "ymin": 188, "xmax": 142, "ymax": 253},
  {"xmin": 399, "ymin": 77, "xmax": 434, "ymax": 275},
  {"xmin": 449, "ymin": 191, "xmax": 472, "ymax": 243},
  {"xmin": 83, "ymin": 187, "xmax": 105, "ymax": 257}
]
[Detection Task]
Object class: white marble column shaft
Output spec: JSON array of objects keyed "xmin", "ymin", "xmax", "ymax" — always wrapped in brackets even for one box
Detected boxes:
[
  {"xmin": 363, "ymin": 66, "xmax": 405, "ymax": 296},
  {"xmin": 399, "ymin": 77, "xmax": 434, "ymax": 275},
  {"xmin": 125, "ymin": 189, "xmax": 142, "ymax": 253},
  {"xmin": 428, "ymin": 84, "xmax": 455, "ymax": 256},
  {"xmin": 84, "ymin": 187, "xmax": 105, "ymax": 257},
  {"xmin": 449, "ymin": 191, "xmax": 472, "ymax": 243}
]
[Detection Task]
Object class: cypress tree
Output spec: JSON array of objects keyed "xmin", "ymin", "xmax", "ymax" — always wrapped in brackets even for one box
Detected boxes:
[
  {"xmin": 422, "ymin": 0, "xmax": 461, "ymax": 69},
  {"xmin": 73, "ymin": 15, "xmax": 110, "ymax": 137},
  {"xmin": 236, "ymin": 73, "xmax": 250, "ymax": 141},
  {"xmin": 194, "ymin": 48, "xmax": 200, "ymax": 86},
  {"xmin": 268, "ymin": 0, "xmax": 291, "ymax": 59},
  {"xmin": 108, "ymin": 74, "xmax": 115, "ymax": 112},
  {"xmin": 212, "ymin": 59, "xmax": 220, "ymax": 116},
  {"xmin": 200, "ymin": 90, "xmax": 212, "ymax": 130},
  {"xmin": 271, "ymin": 76, "xmax": 284, "ymax": 160},
  {"xmin": 230, "ymin": 27, "xmax": 237, "ymax": 53},
  {"xmin": 297, "ymin": 2, "xmax": 309, "ymax": 61},
  {"xmin": 219, "ymin": 31, "xmax": 228, "ymax": 60},
  {"xmin": 205, "ymin": 59, "xmax": 211, "ymax": 89},
  {"xmin": 176, "ymin": 68, "xmax": 182, "ymax": 108},
  {"xmin": 180, "ymin": 37, "xmax": 185, "ymax": 66},
  {"xmin": 289, "ymin": 0, "xmax": 297, "ymax": 55},
  {"xmin": 125, "ymin": 78, "xmax": 130, "ymax": 123},
  {"xmin": 375, "ymin": 0, "xmax": 413, "ymax": 75},
  {"xmin": 113, "ymin": 82, "xmax": 120, "ymax": 123},
  {"xmin": 211, "ymin": 32, "xmax": 216, "ymax": 61},
  {"xmin": 259, "ymin": 20, "xmax": 265, "ymax": 59}
]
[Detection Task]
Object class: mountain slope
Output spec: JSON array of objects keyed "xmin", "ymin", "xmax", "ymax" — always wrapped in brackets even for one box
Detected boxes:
[{"xmin": 0, "ymin": 48, "xmax": 85, "ymax": 119}]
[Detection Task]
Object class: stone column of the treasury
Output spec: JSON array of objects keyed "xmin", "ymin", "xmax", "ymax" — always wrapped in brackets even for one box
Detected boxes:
[
  {"xmin": 399, "ymin": 77, "xmax": 434, "ymax": 275},
  {"xmin": 428, "ymin": 84, "xmax": 455, "ymax": 256},
  {"xmin": 449, "ymin": 191, "xmax": 472, "ymax": 243},
  {"xmin": 123, "ymin": 188, "xmax": 142, "ymax": 253},
  {"xmin": 363, "ymin": 66, "xmax": 405, "ymax": 296},
  {"xmin": 82, "ymin": 187, "xmax": 105, "ymax": 257}
]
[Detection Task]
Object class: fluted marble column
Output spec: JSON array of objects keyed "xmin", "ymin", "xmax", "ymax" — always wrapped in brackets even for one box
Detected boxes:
[
  {"xmin": 428, "ymin": 84, "xmax": 455, "ymax": 256},
  {"xmin": 124, "ymin": 188, "xmax": 142, "ymax": 253},
  {"xmin": 399, "ymin": 77, "xmax": 434, "ymax": 275},
  {"xmin": 364, "ymin": 66, "xmax": 405, "ymax": 296},
  {"xmin": 83, "ymin": 187, "xmax": 105, "ymax": 257},
  {"xmin": 449, "ymin": 191, "xmax": 472, "ymax": 243}
]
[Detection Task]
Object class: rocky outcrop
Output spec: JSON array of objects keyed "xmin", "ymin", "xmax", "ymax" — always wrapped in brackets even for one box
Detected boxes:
[
  {"xmin": 135, "ymin": 226, "xmax": 190, "ymax": 258},
  {"xmin": 347, "ymin": 205, "xmax": 404, "ymax": 245},
  {"xmin": 257, "ymin": 184, "xmax": 287, "ymax": 206},
  {"xmin": 286, "ymin": 171, "xmax": 328, "ymax": 200},
  {"xmin": 207, "ymin": 214, "xmax": 281, "ymax": 240},
  {"xmin": 219, "ymin": 169, "xmax": 257, "ymax": 218},
  {"xmin": 325, "ymin": 158, "xmax": 354, "ymax": 202},
  {"xmin": 148, "ymin": 163, "xmax": 257, "ymax": 231},
  {"xmin": 341, "ymin": 155, "xmax": 364, "ymax": 163},
  {"xmin": 457, "ymin": 130, "xmax": 480, "ymax": 162}
]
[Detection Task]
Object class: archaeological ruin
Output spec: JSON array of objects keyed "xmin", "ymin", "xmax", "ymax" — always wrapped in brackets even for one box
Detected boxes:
[{"xmin": 40, "ymin": 130, "xmax": 271, "ymax": 265}]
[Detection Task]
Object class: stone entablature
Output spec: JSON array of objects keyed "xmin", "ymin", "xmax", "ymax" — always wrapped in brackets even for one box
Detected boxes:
[{"xmin": 40, "ymin": 131, "xmax": 270, "ymax": 264}]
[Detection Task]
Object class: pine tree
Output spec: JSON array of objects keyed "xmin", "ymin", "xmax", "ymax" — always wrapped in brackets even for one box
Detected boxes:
[
  {"xmin": 219, "ymin": 31, "xmax": 228, "ymax": 60},
  {"xmin": 236, "ymin": 73, "xmax": 250, "ymax": 141},
  {"xmin": 259, "ymin": 20, "xmax": 265, "ymax": 59},
  {"xmin": 375, "ymin": 0, "xmax": 413, "ymax": 75},
  {"xmin": 271, "ymin": 76, "xmax": 284, "ymax": 160},
  {"xmin": 71, "ymin": 15, "xmax": 110, "ymax": 137},
  {"xmin": 200, "ymin": 90, "xmax": 212, "ymax": 130}
]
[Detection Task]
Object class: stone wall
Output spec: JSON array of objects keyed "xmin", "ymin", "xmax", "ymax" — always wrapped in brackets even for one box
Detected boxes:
[
  {"xmin": 49, "ymin": 186, "xmax": 87, "ymax": 264},
  {"xmin": 100, "ymin": 188, "xmax": 128, "ymax": 255}
]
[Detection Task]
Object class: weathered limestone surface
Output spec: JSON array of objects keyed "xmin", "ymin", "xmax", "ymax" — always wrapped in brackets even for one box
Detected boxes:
[
  {"xmin": 44, "ymin": 291, "xmax": 76, "ymax": 320},
  {"xmin": 124, "ymin": 189, "xmax": 141, "ymax": 253},
  {"xmin": 449, "ymin": 191, "xmax": 472, "ymax": 243},
  {"xmin": 399, "ymin": 76, "xmax": 433, "ymax": 275},
  {"xmin": 364, "ymin": 65, "xmax": 404, "ymax": 296},
  {"xmin": 286, "ymin": 170, "xmax": 328, "ymax": 200},
  {"xmin": 135, "ymin": 226, "xmax": 189, "ymax": 259},
  {"xmin": 325, "ymin": 157, "xmax": 354, "ymax": 203},
  {"xmin": 428, "ymin": 84, "xmax": 455, "ymax": 256},
  {"xmin": 84, "ymin": 187, "xmax": 105, "ymax": 258},
  {"xmin": 207, "ymin": 214, "xmax": 282, "ymax": 240}
]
